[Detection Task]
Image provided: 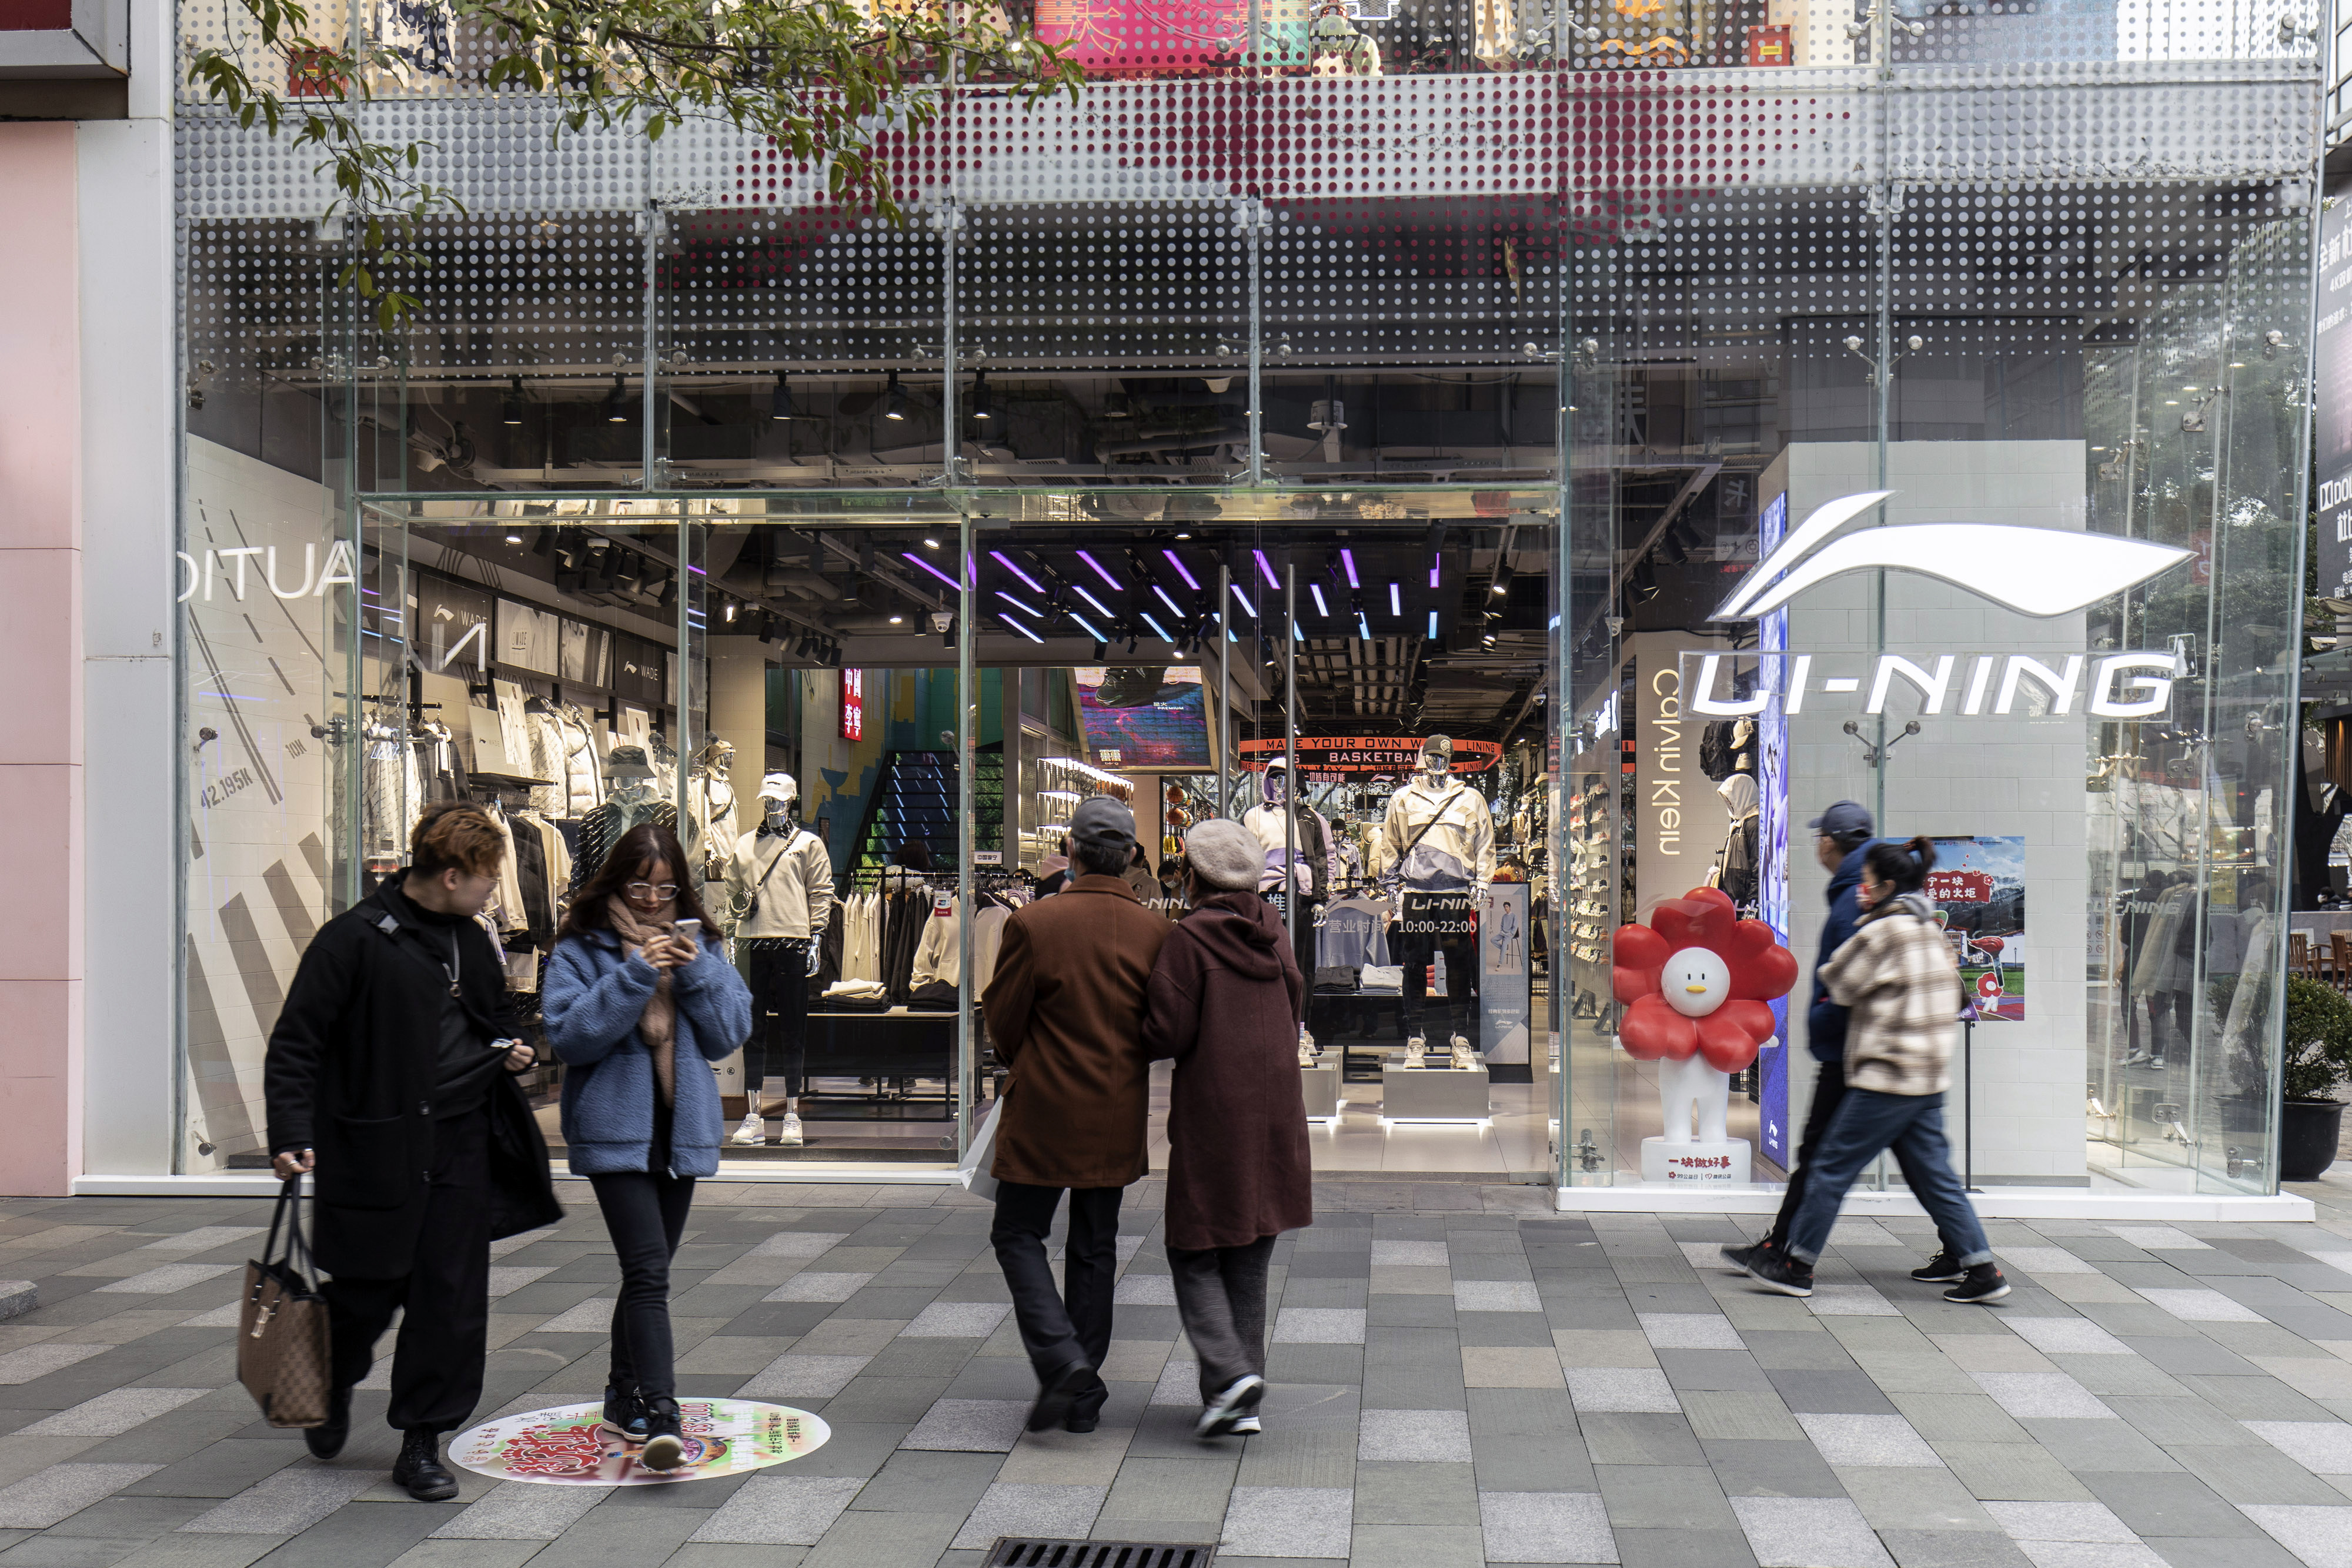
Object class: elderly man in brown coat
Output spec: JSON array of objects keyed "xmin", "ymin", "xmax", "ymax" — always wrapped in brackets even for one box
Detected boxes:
[
  {"xmin": 980, "ymin": 796, "xmax": 1170, "ymax": 1433},
  {"xmin": 1142, "ymin": 818, "xmax": 1312, "ymax": 1439}
]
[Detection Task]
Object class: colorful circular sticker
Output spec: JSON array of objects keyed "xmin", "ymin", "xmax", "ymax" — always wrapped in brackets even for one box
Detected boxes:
[{"xmin": 450, "ymin": 1399, "xmax": 830, "ymax": 1485}]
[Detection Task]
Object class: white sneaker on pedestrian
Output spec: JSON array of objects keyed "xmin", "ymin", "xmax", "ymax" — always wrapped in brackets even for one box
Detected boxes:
[
  {"xmin": 1195, "ymin": 1374, "xmax": 1265, "ymax": 1439},
  {"xmin": 730, "ymin": 1111, "xmax": 766, "ymax": 1146},
  {"xmin": 1231, "ymin": 1414, "xmax": 1262, "ymax": 1435},
  {"xmin": 777, "ymin": 1114, "xmax": 804, "ymax": 1148}
]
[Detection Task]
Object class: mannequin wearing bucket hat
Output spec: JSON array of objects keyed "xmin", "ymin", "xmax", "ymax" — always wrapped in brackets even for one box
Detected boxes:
[{"xmin": 570, "ymin": 745, "xmax": 679, "ymax": 898}]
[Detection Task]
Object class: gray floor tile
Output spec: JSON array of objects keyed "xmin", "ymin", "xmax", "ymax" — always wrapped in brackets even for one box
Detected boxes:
[
  {"xmin": 1580, "ymin": 1415, "xmax": 1707, "ymax": 1469},
  {"xmin": 0, "ymin": 1469, "xmax": 165, "ymax": 1530},
  {"xmin": 1481, "ymin": 1489, "xmax": 1618, "ymax": 1564},
  {"xmin": 1614, "ymin": 1525, "xmax": 1760, "ymax": 1568},
  {"xmin": 1350, "ymin": 1460, "xmax": 1476, "ymax": 1526},
  {"xmin": 1596, "ymin": 1466, "xmax": 1734, "ymax": 1530},
  {"xmin": 2074, "ymin": 1473, "xmax": 2260, "ymax": 1538},
  {"xmin": 2142, "ymin": 1533, "xmax": 2314, "ymax": 1568},
  {"xmin": 798, "ymin": 1507, "xmax": 962, "ymax": 1568},
  {"xmin": 177, "ymin": 1469, "xmax": 375, "ymax": 1536},
  {"xmin": 2163, "ymin": 1443, "xmax": 2344, "ymax": 1506},
  {"xmin": 1100, "ymin": 1455, "xmax": 1239, "ymax": 1523},
  {"xmin": 900, "ymin": 1400, "xmax": 1028, "ymax": 1454},
  {"xmin": 1877, "ymin": 1530, "xmax": 2040, "ymax": 1568},
  {"xmin": 428, "ymin": 1482, "xmax": 612, "ymax": 1540},
  {"xmin": 1699, "ymin": 1439, "xmax": 1845, "ymax": 1499},
  {"xmin": 1795, "ymin": 1412, "xmax": 1942, "ymax": 1467},
  {"xmin": 1730, "ymin": 1495, "xmax": 1892, "ymax": 1567},
  {"xmin": 1220, "ymin": 1486, "xmax": 1352, "ymax": 1558},
  {"xmin": 2011, "ymin": 1544, "xmax": 2171, "ymax": 1568},
  {"xmin": 1342, "ymin": 1522, "xmax": 1486, "ymax": 1567},
  {"xmin": 17, "ymin": 1395, "xmax": 210, "ymax": 1441},
  {"xmin": 947, "ymin": 1482, "xmax": 1106, "ymax": 1550}
]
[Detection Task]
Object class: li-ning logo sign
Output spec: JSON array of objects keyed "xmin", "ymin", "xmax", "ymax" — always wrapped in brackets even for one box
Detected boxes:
[{"xmin": 1693, "ymin": 489, "xmax": 2197, "ymax": 722}]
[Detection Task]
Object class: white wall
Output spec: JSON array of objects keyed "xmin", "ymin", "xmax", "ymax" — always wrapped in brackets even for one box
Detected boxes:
[{"xmin": 1777, "ymin": 440, "xmax": 2092, "ymax": 1182}]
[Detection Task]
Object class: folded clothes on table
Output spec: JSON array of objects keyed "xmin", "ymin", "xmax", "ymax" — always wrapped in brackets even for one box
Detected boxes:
[
  {"xmin": 1357, "ymin": 964, "xmax": 1402, "ymax": 992},
  {"xmin": 1314, "ymin": 965, "xmax": 1360, "ymax": 994}
]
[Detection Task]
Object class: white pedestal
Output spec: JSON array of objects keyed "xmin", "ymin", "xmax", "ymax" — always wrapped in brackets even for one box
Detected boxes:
[
  {"xmin": 1381, "ymin": 1065, "xmax": 1491, "ymax": 1122},
  {"xmin": 1300, "ymin": 1064, "xmax": 1341, "ymax": 1120},
  {"xmin": 1639, "ymin": 1136, "xmax": 1753, "ymax": 1185}
]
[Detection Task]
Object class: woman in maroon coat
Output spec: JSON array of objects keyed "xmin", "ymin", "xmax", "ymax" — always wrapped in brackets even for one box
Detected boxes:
[{"xmin": 1142, "ymin": 818, "xmax": 1314, "ymax": 1439}]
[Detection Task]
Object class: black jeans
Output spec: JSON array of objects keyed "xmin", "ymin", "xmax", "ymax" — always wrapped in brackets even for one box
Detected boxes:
[
  {"xmin": 741, "ymin": 937, "xmax": 813, "ymax": 1098},
  {"xmin": 589, "ymin": 1170, "xmax": 697, "ymax": 1398},
  {"xmin": 991, "ymin": 1181, "xmax": 1119, "ymax": 1415},
  {"xmin": 1398, "ymin": 928, "xmax": 1478, "ymax": 1041},
  {"xmin": 322, "ymin": 1106, "xmax": 492, "ymax": 1434},
  {"xmin": 1168, "ymin": 1235, "xmax": 1275, "ymax": 1401}
]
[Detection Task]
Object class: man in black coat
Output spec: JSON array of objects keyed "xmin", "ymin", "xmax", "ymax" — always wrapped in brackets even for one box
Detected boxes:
[{"xmin": 265, "ymin": 803, "xmax": 561, "ymax": 1500}]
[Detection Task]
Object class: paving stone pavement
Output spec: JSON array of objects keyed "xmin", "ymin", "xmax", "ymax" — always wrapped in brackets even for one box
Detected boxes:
[{"xmin": 6, "ymin": 1177, "xmax": 2352, "ymax": 1567}]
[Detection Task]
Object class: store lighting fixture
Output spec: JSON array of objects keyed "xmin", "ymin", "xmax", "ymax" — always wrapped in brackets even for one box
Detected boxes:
[
  {"xmin": 723, "ymin": 601, "xmax": 736, "ymax": 622},
  {"xmin": 1292, "ymin": 620, "xmax": 1307, "ymax": 641},
  {"xmin": 1152, "ymin": 583, "xmax": 1186, "ymax": 620},
  {"xmin": 1230, "ymin": 583, "xmax": 1256, "ymax": 618},
  {"xmin": 604, "ymin": 375, "xmax": 630, "ymax": 422},
  {"xmin": 998, "ymin": 612, "xmax": 1044, "ymax": 644},
  {"xmin": 1309, "ymin": 583, "xmax": 1330, "ymax": 617},
  {"xmin": 1140, "ymin": 611, "xmax": 1174, "ymax": 643},
  {"xmin": 1077, "ymin": 550, "xmax": 1122, "ymax": 591},
  {"xmin": 997, "ymin": 590, "xmax": 1040, "ymax": 616},
  {"xmin": 1427, "ymin": 609, "xmax": 1439, "ymax": 638},
  {"xmin": 1070, "ymin": 611, "xmax": 1108, "ymax": 642},
  {"xmin": 882, "ymin": 371, "xmax": 908, "ymax": 421},
  {"xmin": 769, "ymin": 372, "xmax": 800, "ymax": 420},
  {"xmin": 505, "ymin": 533, "xmax": 523, "ymax": 545},
  {"xmin": 1039, "ymin": 788, "xmax": 1081, "ymax": 803},
  {"xmin": 1491, "ymin": 561, "xmax": 1515, "ymax": 597},
  {"xmin": 889, "ymin": 614, "xmax": 904, "ymax": 624},
  {"xmin": 1070, "ymin": 582, "xmax": 1114, "ymax": 618},
  {"xmin": 1161, "ymin": 549, "xmax": 1202, "ymax": 591},
  {"xmin": 924, "ymin": 536, "xmax": 942, "ymax": 549},
  {"xmin": 1357, "ymin": 610, "xmax": 1372, "ymax": 640},
  {"xmin": 1341, "ymin": 549, "xmax": 1359, "ymax": 588},
  {"xmin": 1254, "ymin": 549, "xmax": 1281, "ymax": 590},
  {"xmin": 501, "ymin": 377, "xmax": 526, "ymax": 426},
  {"xmin": 990, "ymin": 550, "xmax": 1046, "ymax": 594},
  {"xmin": 1041, "ymin": 755, "xmax": 1128, "ymax": 787},
  {"xmin": 1388, "ymin": 581, "xmax": 1401, "ymax": 617},
  {"xmin": 1431, "ymin": 552, "xmax": 1442, "ymax": 589},
  {"xmin": 902, "ymin": 552, "xmax": 966, "ymax": 592},
  {"xmin": 968, "ymin": 369, "xmax": 994, "ymax": 422}
]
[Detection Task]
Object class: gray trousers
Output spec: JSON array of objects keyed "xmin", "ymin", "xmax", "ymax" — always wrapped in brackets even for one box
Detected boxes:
[{"xmin": 1167, "ymin": 1235, "xmax": 1277, "ymax": 1401}]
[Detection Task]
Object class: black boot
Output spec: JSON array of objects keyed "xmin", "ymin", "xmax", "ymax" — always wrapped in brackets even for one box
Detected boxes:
[
  {"xmin": 639, "ymin": 1396, "xmax": 686, "ymax": 1472},
  {"xmin": 303, "ymin": 1385, "xmax": 353, "ymax": 1460},
  {"xmin": 391, "ymin": 1429, "xmax": 458, "ymax": 1502}
]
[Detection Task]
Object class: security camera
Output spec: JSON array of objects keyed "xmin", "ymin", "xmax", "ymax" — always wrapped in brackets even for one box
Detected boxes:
[
  {"xmin": 928, "ymin": 611, "xmax": 954, "ymax": 634},
  {"xmin": 1604, "ymin": 616, "xmax": 1626, "ymax": 636}
]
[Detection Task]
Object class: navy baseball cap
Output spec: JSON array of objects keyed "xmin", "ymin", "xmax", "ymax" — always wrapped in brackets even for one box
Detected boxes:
[{"xmin": 1806, "ymin": 800, "xmax": 1874, "ymax": 839}]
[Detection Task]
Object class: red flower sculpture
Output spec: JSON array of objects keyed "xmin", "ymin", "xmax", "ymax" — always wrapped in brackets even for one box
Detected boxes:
[{"xmin": 1611, "ymin": 887, "xmax": 1799, "ymax": 1072}]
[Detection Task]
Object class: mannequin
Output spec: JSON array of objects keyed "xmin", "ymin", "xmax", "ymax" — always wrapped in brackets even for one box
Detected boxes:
[
  {"xmin": 1241, "ymin": 757, "xmax": 1339, "ymax": 986},
  {"xmin": 724, "ymin": 774, "xmax": 835, "ymax": 1147},
  {"xmin": 1372, "ymin": 735, "xmax": 1495, "ymax": 1068},
  {"xmin": 688, "ymin": 738, "xmax": 739, "ymax": 893},
  {"xmin": 570, "ymin": 744, "xmax": 677, "ymax": 894},
  {"xmin": 1711, "ymin": 773, "xmax": 1760, "ymax": 912}
]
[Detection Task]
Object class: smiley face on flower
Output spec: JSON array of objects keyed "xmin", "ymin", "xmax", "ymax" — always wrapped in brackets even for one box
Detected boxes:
[{"xmin": 1611, "ymin": 887, "xmax": 1799, "ymax": 1071}]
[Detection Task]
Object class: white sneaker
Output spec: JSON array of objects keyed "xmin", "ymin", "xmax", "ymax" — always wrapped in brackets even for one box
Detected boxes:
[
  {"xmin": 777, "ymin": 1114, "xmax": 804, "ymax": 1148},
  {"xmin": 1450, "ymin": 1035, "xmax": 1475, "ymax": 1068},
  {"xmin": 1231, "ymin": 1414, "xmax": 1262, "ymax": 1435},
  {"xmin": 730, "ymin": 1111, "xmax": 766, "ymax": 1146},
  {"xmin": 1195, "ymin": 1373, "xmax": 1265, "ymax": 1439},
  {"xmin": 1404, "ymin": 1035, "xmax": 1427, "ymax": 1068}
]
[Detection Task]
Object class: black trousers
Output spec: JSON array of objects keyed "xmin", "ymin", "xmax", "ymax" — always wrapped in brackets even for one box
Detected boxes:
[
  {"xmin": 1168, "ymin": 1235, "xmax": 1275, "ymax": 1401},
  {"xmin": 991, "ymin": 1181, "xmax": 1118, "ymax": 1415},
  {"xmin": 589, "ymin": 1170, "xmax": 697, "ymax": 1398},
  {"xmin": 322, "ymin": 1106, "xmax": 493, "ymax": 1435},
  {"xmin": 1763, "ymin": 1055, "xmax": 1945, "ymax": 1249},
  {"xmin": 1398, "ymin": 928, "xmax": 1478, "ymax": 1041},
  {"xmin": 741, "ymin": 937, "xmax": 813, "ymax": 1098}
]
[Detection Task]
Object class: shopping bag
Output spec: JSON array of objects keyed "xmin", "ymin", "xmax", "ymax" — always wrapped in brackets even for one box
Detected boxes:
[
  {"xmin": 237, "ymin": 1175, "xmax": 333, "ymax": 1428},
  {"xmin": 957, "ymin": 1095, "xmax": 1004, "ymax": 1202}
]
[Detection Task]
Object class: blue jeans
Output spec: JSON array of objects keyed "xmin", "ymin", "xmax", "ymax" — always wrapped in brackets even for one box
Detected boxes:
[{"xmin": 1783, "ymin": 1089, "xmax": 1992, "ymax": 1269}]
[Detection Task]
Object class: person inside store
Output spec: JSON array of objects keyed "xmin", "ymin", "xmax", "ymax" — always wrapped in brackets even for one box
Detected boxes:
[
  {"xmin": 1142, "ymin": 818, "xmax": 1312, "ymax": 1440},
  {"xmin": 1744, "ymin": 838, "xmax": 2009, "ymax": 1305},
  {"xmin": 1123, "ymin": 841, "xmax": 1160, "ymax": 905},
  {"xmin": 979, "ymin": 797, "xmax": 1171, "ymax": 1434},
  {"xmin": 1723, "ymin": 799, "xmax": 1879, "ymax": 1273},
  {"xmin": 263, "ymin": 803, "xmax": 560, "ymax": 1502},
  {"xmin": 1157, "ymin": 853, "xmax": 1189, "ymax": 916},
  {"xmin": 543, "ymin": 824, "xmax": 754, "ymax": 1470}
]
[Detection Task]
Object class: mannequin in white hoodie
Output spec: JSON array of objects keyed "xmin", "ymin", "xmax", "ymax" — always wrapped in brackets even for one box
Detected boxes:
[
  {"xmin": 724, "ymin": 774, "xmax": 833, "ymax": 1148},
  {"xmin": 1372, "ymin": 735, "xmax": 1493, "ymax": 1067}
]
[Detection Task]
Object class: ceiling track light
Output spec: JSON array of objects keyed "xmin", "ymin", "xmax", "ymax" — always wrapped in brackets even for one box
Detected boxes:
[
  {"xmin": 500, "ymin": 376, "xmax": 526, "ymax": 426},
  {"xmin": 604, "ymin": 374, "xmax": 630, "ymax": 423},
  {"xmin": 883, "ymin": 370, "xmax": 908, "ymax": 422},
  {"xmin": 969, "ymin": 369, "xmax": 993, "ymax": 422},
  {"xmin": 769, "ymin": 370, "xmax": 799, "ymax": 421}
]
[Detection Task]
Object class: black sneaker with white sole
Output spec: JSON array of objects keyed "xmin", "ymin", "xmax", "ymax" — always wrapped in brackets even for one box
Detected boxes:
[
  {"xmin": 1942, "ymin": 1263, "xmax": 2010, "ymax": 1303},
  {"xmin": 1720, "ymin": 1236, "xmax": 1775, "ymax": 1272},
  {"xmin": 1746, "ymin": 1251, "xmax": 1815, "ymax": 1298},
  {"xmin": 1909, "ymin": 1251, "xmax": 1968, "ymax": 1283}
]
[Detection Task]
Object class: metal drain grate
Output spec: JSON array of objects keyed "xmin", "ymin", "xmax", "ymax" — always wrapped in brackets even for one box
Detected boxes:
[{"xmin": 984, "ymin": 1539, "xmax": 1214, "ymax": 1568}]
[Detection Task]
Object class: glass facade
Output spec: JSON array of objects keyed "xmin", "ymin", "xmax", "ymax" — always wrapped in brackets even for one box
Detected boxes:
[{"xmin": 174, "ymin": 0, "xmax": 2319, "ymax": 1196}]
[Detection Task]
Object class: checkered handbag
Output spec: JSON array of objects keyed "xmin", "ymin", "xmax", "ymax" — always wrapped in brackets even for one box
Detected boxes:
[{"xmin": 237, "ymin": 1176, "xmax": 332, "ymax": 1428}]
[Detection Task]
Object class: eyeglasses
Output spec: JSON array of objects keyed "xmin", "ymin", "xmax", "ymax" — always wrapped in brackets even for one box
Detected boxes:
[{"xmin": 624, "ymin": 882, "xmax": 680, "ymax": 900}]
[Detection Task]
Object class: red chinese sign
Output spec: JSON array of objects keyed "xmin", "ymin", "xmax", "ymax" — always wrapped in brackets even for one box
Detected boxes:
[
  {"xmin": 840, "ymin": 668, "xmax": 864, "ymax": 742},
  {"xmin": 1926, "ymin": 870, "xmax": 1993, "ymax": 904}
]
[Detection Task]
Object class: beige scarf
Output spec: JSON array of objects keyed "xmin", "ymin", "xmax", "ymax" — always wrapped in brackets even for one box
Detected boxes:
[{"xmin": 605, "ymin": 895, "xmax": 679, "ymax": 1107}]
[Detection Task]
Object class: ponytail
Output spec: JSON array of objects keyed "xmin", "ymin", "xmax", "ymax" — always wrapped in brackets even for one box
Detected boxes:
[{"xmin": 1863, "ymin": 835, "xmax": 1934, "ymax": 895}]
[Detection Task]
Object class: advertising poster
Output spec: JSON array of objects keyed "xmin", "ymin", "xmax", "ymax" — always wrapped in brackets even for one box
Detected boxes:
[
  {"xmin": 2316, "ymin": 181, "xmax": 2352, "ymax": 598},
  {"xmin": 1075, "ymin": 666, "xmax": 1210, "ymax": 769},
  {"xmin": 452, "ymin": 1399, "xmax": 830, "ymax": 1486},
  {"xmin": 1479, "ymin": 880, "xmax": 1531, "ymax": 1067},
  {"xmin": 1927, "ymin": 835, "xmax": 2026, "ymax": 1021},
  {"xmin": 1755, "ymin": 492, "xmax": 1794, "ymax": 1166}
]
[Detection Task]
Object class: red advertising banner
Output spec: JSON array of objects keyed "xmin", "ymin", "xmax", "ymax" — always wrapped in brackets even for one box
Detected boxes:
[
  {"xmin": 1926, "ymin": 868, "xmax": 1993, "ymax": 904},
  {"xmin": 840, "ymin": 669, "xmax": 864, "ymax": 742},
  {"xmin": 1235, "ymin": 737, "xmax": 1502, "ymax": 774}
]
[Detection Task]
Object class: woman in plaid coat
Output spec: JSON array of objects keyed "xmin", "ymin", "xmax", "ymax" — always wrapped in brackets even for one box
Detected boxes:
[{"xmin": 1744, "ymin": 838, "xmax": 2010, "ymax": 1305}]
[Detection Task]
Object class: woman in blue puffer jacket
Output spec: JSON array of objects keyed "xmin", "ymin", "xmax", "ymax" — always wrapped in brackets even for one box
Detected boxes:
[{"xmin": 543, "ymin": 822, "xmax": 752, "ymax": 1472}]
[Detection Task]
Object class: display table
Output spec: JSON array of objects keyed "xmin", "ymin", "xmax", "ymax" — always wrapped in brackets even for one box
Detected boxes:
[
  {"xmin": 800, "ymin": 1008, "xmax": 956, "ymax": 1119},
  {"xmin": 1379, "ymin": 1061, "xmax": 1490, "ymax": 1122},
  {"xmin": 1300, "ymin": 1063, "xmax": 1341, "ymax": 1121}
]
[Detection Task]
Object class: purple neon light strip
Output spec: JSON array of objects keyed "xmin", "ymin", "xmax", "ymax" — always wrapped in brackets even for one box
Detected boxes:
[
  {"xmin": 1077, "ymin": 550, "xmax": 1123, "ymax": 591},
  {"xmin": 1341, "ymin": 549, "xmax": 1359, "ymax": 589},
  {"xmin": 1161, "ymin": 549, "xmax": 1202, "ymax": 591},
  {"xmin": 1230, "ymin": 583, "xmax": 1256, "ymax": 618},
  {"xmin": 1152, "ymin": 583, "xmax": 1185, "ymax": 620},
  {"xmin": 903, "ymin": 552, "xmax": 965, "ymax": 591},
  {"xmin": 997, "ymin": 613, "xmax": 1044, "ymax": 645},
  {"xmin": 1071, "ymin": 583, "xmax": 1114, "ymax": 619},
  {"xmin": 989, "ymin": 550, "xmax": 1045, "ymax": 594},
  {"xmin": 1254, "ymin": 549, "xmax": 1280, "ymax": 591}
]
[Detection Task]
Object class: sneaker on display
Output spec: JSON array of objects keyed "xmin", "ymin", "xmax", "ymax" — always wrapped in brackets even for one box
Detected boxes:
[
  {"xmin": 1449, "ymin": 1035, "xmax": 1475, "ymax": 1068},
  {"xmin": 777, "ymin": 1113, "xmax": 804, "ymax": 1147},
  {"xmin": 1298, "ymin": 1024, "xmax": 1318, "ymax": 1068},
  {"xmin": 730, "ymin": 1111, "xmax": 765, "ymax": 1146},
  {"xmin": 1943, "ymin": 1263, "xmax": 2011, "ymax": 1303},
  {"xmin": 1404, "ymin": 1035, "xmax": 1427, "ymax": 1067}
]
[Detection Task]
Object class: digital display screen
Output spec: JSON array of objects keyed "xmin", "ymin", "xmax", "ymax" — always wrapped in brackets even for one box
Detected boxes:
[{"xmin": 1075, "ymin": 666, "xmax": 1209, "ymax": 770}]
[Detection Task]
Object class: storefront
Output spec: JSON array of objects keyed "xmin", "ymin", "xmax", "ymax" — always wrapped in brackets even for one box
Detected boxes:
[{"xmin": 113, "ymin": 0, "xmax": 2326, "ymax": 1209}]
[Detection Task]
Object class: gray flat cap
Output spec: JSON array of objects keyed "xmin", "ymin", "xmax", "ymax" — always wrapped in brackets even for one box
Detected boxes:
[
  {"xmin": 1185, "ymin": 818, "xmax": 1262, "ymax": 892},
  {"xmin": 1068, "ymin": 795, "xmax": 1136, "ymax": 862}
]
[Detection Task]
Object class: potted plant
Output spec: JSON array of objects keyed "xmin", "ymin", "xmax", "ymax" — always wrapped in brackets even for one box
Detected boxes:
[{"xmin": 2280, "ymin": 975, "xmax": 2352, "ymax": 1181}]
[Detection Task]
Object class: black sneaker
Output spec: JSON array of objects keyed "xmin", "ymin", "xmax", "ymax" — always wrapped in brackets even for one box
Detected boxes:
[
  {"xmin": 1027, "ymin": 1359, "xmax": 1096, "ymax": 1433},
  {"xmin": 1721, "ymin": 1236, "xmax": 1775, "ymax": 1272},
  {"xmin": 1943, "ymin": 1263, "xmax": 2011, "ymax": 1304},
  {"xmin": 1909, "ymin": 1251, "xmax": 1968, "ymax": 1283},
  {"xmin": 639, "ymin": 1396, "xmax": 686, "ymax": 1471},
  {"xmin": 1746, "ymin": 1251, "xmax": 1815, "ymax": 1298},
  {"xmin": 602, "ymin": 1383, "xmax": 649, "ymax": 1442}
]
